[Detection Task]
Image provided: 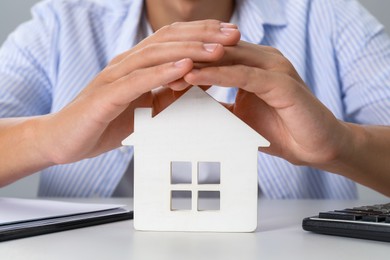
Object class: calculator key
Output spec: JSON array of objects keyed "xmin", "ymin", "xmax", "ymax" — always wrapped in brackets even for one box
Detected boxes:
[
  {"xmin": 336, "ymin": 209, "xmax": 383, "ymax": 215},
  {"xmin": 361, "ymin": 215, "xmax": 386, "ymax": 222},
  {"xmin": 341, "ymin": 208, "xmax": 382, "ymax": 215},
  {"xmin": 319, "ymin": 211, "xmax": 363, "ymax": 220}
]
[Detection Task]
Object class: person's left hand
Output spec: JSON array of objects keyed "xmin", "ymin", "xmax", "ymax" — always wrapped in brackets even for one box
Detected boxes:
[{"xmin": 181, "ymin": 41, "xmax": 352, "ymax": 169}]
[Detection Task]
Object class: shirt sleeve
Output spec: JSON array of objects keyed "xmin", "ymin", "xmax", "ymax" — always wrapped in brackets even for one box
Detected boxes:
[
  {"xmin": 332, "ymin": 0, "xmax": 390, "ymax": 125},
  {"xmin": 0, "ymin": 1, "xmax": 59, "ymax": 117}
]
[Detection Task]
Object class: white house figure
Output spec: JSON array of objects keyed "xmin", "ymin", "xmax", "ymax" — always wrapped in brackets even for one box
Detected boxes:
[{"xmin": 122, "ymin": 86, "xmax": 270, "ymax": 232}]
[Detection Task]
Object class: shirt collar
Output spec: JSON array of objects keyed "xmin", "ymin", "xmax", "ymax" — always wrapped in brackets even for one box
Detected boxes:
[{"xmin": 235, "ymin": 0, "xmax": 288, "ymax": 44}]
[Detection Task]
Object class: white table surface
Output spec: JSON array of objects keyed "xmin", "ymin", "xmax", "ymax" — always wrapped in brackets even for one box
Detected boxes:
[{"xmin": 1, "ymin": 198, "xmax": 389, "ymax": 260}]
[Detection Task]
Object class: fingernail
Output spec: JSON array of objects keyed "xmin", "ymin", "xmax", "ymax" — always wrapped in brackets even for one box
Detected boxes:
[
  {"xmin": 203, "ymin": 43, "xmax": 218, "ymax": 53},
  {"xmin": 220, "ymin": 22, "xmax": 237, "ymax": 28},
  {"xmin": 220, "ymin": 27, "xmax": 237, "ymax": 36},
  {"xmin": 174, "ymin": 58, "xmax": 188, "ymax": 67}
]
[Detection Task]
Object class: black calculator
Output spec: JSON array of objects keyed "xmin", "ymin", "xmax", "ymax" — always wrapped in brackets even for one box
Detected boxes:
[{"xmin": 302, "ymin": 202, "xmax": 390, "ymax": 242}]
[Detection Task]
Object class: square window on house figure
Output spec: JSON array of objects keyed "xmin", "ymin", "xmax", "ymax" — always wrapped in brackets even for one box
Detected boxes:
[
  {"xmin": 171, "ymin": 161, "xmax": 192, "ymax": 184},
  {"xmin": 198, "ymin": 191, "xmax": 220, "ymax": 211},
  {"xmin": 171, "ymin": 190, "xmax": 192, "ymax": 211},
  {"xmin": 198, "ymin": 162, "xmax": 221, "ymax": 184}
]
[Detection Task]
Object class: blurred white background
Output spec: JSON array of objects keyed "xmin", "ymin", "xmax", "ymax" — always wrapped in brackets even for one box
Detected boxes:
[{"xmin": 0, "ymin": 0, "xmax": 388, "ymax": 199}]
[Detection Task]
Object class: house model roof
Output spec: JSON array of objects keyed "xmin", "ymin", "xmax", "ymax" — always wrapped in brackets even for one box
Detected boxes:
[{"xmin": 122, "ymin": 86, "xmax": 270, "ymax": 148}]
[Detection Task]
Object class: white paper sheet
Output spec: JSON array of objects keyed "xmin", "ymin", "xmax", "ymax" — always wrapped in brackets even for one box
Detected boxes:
[{"xmin": 0, "ymin": 198, "xmax": 125, "ymax": 224}]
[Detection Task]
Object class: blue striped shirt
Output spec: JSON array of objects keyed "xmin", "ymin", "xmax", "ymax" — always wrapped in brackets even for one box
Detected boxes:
[{"xmin": 1, "ymin": 0, "xmax": 390, "ymax": 198}]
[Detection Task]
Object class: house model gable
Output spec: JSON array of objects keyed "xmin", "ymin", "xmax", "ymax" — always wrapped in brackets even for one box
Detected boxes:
[
  {"xmin": 123, "ymin": 86, "xmax": 270, "ymax": 148},
  {"xmin": 122, "ymin": 86, "xmax": 270, "ymax": 232}
]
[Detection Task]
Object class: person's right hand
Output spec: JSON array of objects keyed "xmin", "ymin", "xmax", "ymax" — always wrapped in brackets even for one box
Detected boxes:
[{"xmin": 34, "ymin": 20, "xmax": 240, "ymax": 165}]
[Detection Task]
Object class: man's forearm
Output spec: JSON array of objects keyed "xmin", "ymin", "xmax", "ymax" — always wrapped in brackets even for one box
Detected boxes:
[
  {"xmin": 0, "ymin": 117, "xmax": 54, "ymax": 187},
  {"xmin": 322, "ymin": 123, "xmax": 390, "ymax": 196}
]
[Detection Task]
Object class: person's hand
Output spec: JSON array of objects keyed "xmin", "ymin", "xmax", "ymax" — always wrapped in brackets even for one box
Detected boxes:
[
  {"xmin": 182, "ymin": 41, "xmax": 352, "ymax": 168},
  {"xmin": 34, "ymin": 20, "xmax": 241, "ymax": 165}
]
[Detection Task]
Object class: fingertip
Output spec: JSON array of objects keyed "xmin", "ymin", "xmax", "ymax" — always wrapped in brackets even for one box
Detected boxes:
[
  {"xmin": 183, "ymin": 69, "xmax": 200, "ymax": 84},
  {"xmin": 166, "ymin": 78, "xmax": 191, "ymax": 91},
  {"xmin": 174, "ymin": 58, "xmax": 193, "ymax": 68},
  {"xmin": 231, "ymin": 30, "xmax": 241, "ymax": 45},
  {"xmin": 220, "ymin": 28, "xmax": 241, "ymax": 46}
]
